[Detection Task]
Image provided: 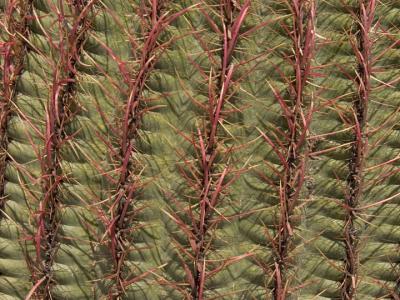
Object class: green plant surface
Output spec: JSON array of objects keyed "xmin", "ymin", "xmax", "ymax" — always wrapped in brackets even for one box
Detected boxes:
[{"xmin": 0, "ymin": 0, "xmax": 399, "ymax": 299}]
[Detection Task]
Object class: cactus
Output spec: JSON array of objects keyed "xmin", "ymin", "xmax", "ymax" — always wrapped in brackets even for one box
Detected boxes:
[{"xmin": 0, "ymin": 0, "xmax": 399, "ymax": 299}]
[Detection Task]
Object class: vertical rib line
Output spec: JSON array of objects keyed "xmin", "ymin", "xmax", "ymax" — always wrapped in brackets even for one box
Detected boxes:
[
  {"xmin": 0, "ymin": 0, "xmax": 33, "ymax": 216},
  {"xmin": 191, "ymin": 1, "xmax": 250, "ymax": 299},
  {"xmin": 33, "ymin": 1, "xmax": 94, "ymax": 297},
  {"xmin": 273, "ymin": 1, "xmax": 315, "ymax": 299},
  {"xmin": 109, "ymin": 1, "xmax": 178, "ymax": 297},
  {"xmin": 341, "ymin": 1, "xmax": 375, "ymax": 299}
]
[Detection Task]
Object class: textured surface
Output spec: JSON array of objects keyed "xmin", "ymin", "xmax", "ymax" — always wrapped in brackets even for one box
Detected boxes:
[{"xmin": 0, "ymin": 0, "xmax": 399, "ymax": 299}]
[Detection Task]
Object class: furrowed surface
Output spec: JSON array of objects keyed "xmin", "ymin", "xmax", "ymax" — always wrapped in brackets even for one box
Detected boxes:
[{"xmin": 0, "ymin": 0, "xmax": 399, "ymax": 299}]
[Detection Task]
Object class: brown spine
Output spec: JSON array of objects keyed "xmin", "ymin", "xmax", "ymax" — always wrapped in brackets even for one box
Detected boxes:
[
  {"xmin": 109, "ymin": 1, "xmax": 170, "ymax": 297},
  {"xmin": 341, "ymin": 1, "xmax": 375, "ymax": 299},
  {"xmin": 191, "ymin": 1, "xmax": 250, "ymax": 299},
  {"xmin": 272, "ymin": 1, "xmax": 315, "ymax": 299},
  {"xmin": 0, "ymin": 0, "xmax": 32, "ymax": 215},
  {"xmin": 33, "ymin": 1, "xmax": 93, "ymax": 297}
]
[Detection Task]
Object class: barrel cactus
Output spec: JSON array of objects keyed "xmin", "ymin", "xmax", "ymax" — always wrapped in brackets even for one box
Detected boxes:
[{"xmin": 0, "ymin": 0, "xmax": 399, "ymax": 299}]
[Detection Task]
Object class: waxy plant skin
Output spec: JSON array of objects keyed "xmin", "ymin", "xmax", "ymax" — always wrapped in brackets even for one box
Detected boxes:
[{"xmin": 0, "ymin": 0, "xmax": 399, "ymax": 299}]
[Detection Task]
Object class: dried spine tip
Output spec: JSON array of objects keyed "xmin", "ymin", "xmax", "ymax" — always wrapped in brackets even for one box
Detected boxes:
[
  {"xmin": 273, "ymin": 1, "xmax": 315, "ymax": 299},
  {"xmin": 341, "ymin": 1, "xmax": 374, "ymax": 299}
]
